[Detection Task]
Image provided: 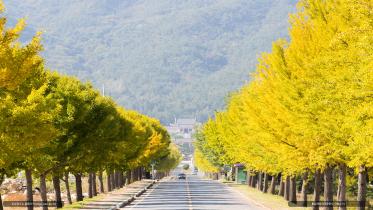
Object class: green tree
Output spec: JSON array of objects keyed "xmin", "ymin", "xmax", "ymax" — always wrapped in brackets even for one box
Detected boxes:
[
  {"xmin": 0, "ymin": 3, "xmax": 60, "ymax": 209},
  {"xmin": 155, "ymin": 144, "xmax": 182, "ymax": 173}
]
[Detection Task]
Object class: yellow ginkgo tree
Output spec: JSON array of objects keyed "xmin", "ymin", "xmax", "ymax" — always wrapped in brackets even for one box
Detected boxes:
[{"xmin": 195, "ymin": 0, "xmax": 372, "ymax": 209}]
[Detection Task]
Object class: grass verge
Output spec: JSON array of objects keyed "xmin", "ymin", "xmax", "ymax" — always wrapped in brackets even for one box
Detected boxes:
[
  {"xmin": 225, "ymin": 183, "xmax": 306, "ymax": 210},
  {"xmin": 60, "ymin": 194, "xmax": 105, "ymax": 210},
  {"xmin": 225, "ymin": 183, "xmax": 372, "ymax": 210}
]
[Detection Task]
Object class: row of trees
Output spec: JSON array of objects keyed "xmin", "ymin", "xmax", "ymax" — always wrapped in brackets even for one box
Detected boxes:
[
  {"xmin": 0, "ymin": 2, "xmax": 181, "ymax": 210},
  {"xmin": 195, "ymin": 0, "xmax": 372, "ymax": 209}
]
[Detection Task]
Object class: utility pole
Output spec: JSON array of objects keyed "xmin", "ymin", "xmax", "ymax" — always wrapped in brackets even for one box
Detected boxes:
[
  {"xmin": 102, "ymin": 84, "xmax": 105, "ymax": 97},
  {"xmin": 151, "ymin": 163, "xmax": 155, "ymax": 180}
]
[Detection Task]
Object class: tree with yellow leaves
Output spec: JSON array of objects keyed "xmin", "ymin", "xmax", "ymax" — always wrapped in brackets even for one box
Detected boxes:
[
  {"xmin": 195, "ymin": 1, "xmax": 372, "ymax": 209},
  {"xmin": 0, "ymin": 3, "xmax": 61, "ymax": 209}
]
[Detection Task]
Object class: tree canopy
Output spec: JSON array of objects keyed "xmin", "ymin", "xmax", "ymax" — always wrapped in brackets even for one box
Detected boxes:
[{"xmin": 194, "ymin": 0, "xmax": 372, "ymax": 206}]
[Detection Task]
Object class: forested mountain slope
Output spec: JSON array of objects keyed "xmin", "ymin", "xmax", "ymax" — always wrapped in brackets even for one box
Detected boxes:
[{"xmin": 4, "ymin": 0, "xmax": 296, "ymax": 123}]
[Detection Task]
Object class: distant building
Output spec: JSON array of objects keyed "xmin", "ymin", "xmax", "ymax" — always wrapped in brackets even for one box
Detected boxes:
[
  {"xmin": 166, "ymin": 118, "xmax": 199, "ymax": 136},
  {"xmin": 166, "ymin": 118, "xmax": 201, "ymax": 160}
]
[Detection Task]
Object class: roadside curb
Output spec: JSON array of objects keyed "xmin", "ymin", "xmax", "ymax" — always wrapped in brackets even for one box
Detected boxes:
[{"xmin": 110, "ymin": 180, "xmax": 158, "ymax": 210}]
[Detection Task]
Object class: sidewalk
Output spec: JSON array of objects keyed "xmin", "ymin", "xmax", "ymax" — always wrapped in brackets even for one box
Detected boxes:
[{"xmin": 62, "ymin": 179, "xmax": 155, "ymax": 210}]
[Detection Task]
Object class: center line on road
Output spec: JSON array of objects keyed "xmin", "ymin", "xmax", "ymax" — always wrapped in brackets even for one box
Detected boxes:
[{"xmin": 186, "ymin": 177, "xmax": 193, "ymax": 210}]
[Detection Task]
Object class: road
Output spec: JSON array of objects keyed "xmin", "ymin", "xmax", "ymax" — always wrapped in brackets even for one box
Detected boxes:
[{"xmin": 125, "ymin": 175, "xmax": 267, "ymax": 210}]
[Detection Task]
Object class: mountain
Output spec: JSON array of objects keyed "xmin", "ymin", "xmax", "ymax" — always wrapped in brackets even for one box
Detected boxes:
[{"xmin": 4, "ymin": 0, "xmax": 296, "ymax": 123}]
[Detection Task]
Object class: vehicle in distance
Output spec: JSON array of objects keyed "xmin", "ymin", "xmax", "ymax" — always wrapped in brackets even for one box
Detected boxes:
[
  {"xmin": 178, "ymin": 173, "xmax": 186, "ymax": 179},
  {"xmin": 192, "ymin": 168, "xmax": 198, "ymax": 175}
]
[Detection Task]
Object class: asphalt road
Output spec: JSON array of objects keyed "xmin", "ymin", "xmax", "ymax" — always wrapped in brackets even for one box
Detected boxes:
[{"xmin": 124, "ymin": 175, "xmax": 267, "ymax": 210}]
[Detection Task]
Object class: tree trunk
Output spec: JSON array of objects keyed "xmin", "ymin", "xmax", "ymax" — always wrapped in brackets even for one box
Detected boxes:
[
  {"xmin": 324, "ymin": 166, "xmax": 333, "ymax": 210},
  {"xmin": 111, "ymin": 172, "xmax": 116, "ymax": 190},
  {"xmin": 64, "ymin": 172, "xmax": 72, "ymax": 204},
  {"xmin": 74, "ymin": 174, "xmax": 83, "ymax": 201},
  {"xmin": 106, "ymin": 171, "xmax": 112, "ymax": 192},
  {"xmin": 301, "ymin": 172, "xmax": 308, "ymax": 207},
  {"xmin": 118, "ymin": 171, "xmax": 121, "ymax": 187},
  {"xmin": 0, "ymin": 176, "xmax": 4, "ymax": 210},
  {"xmin": 88, "ymin": 173, "xmax": 93, "ymax": 198},
  {"xmin": 131, "ymin": 170, "xmax": 135, "ymax": 183},
  {"xmin": 289, "ymin": 176, "xmax": 297, "ymax": 203},
  {"xmin": 120, "ymin": 172, "xmax": 125, "ymax": 187},
  {"xmin": 263, "ymin": 173, "xmax": 269, "ymax": 193},
  {"xmin": 250, "ymin": 173, "xmax": 257, "ymax": 188},
  {"xmin": 0, "ymin": 176, "xmax": 5, "ymax": 210},
  {"xmin": 52, "ymin": 175, "xmax": 62, "ymax": 208},
  {"xmin": 92, "ymin": 173, "xmax": 97, "ymax": 196},
  {"xmin": 40, "ymin": 174, "xmax": 48, "ymax": 210},
  {"xmin": 257, "ymin": 172, "xmax": 263, "ymax": 191},
  {"xmin": 269, "ymin": 174, "xmax": 276, "ymax": 194},
  {"xmin": 337, "ymin": 164, "xmax": 346, "ymax": 210},
  {"xmin": 118, "ymin": 171, "xmax": 122, "ymax": 187},
  {"xmin": 98, "ymin": 171, "xmax": 104, "ymax": 193},
  {"xmin": 247, "ymin": 173, "xmax": 252, "ymax": 186},
  {"xmin": 284, "ymin": 176, "xmax": 290, "ymax": 201},
  {"xmin": 112, "ymin": 171, "xmax": 117, "ymax": 188},
  {"xmin": 115, "ymin": 171, "xmax": 120, "ymax": 188},
  {"xmin": 278, "ymin": 174, "xmax": 285, "ymax": 196},
  {"xmin": 279, "ymin": 180, "xmax": 285, "ymax": 196},
  {"xmin": 25, "ymin": 169, "xmax": 33, "ymax": 210},
  {"xmin": 136, "ymin": 168, "xmax": 140, "ymax": 181},
  {"xmin": 122, "ymin": 171, "xmax": 126, "ymax": 186},
  {"xmin": 139, "ymin": 167, "xmax": 142, "ymax": 181},
  {"xmin": 131, "ymin": 169, "xmax": 136, "ymax": 182},
  {"xmin": 357, "ymin": 165, "xmax": 367, "ymax": 210},
  {"xmin": 116, "ymin": 171, "xmax": 119, "ymax": 188},
  {"xmin": 0, "ymin": 191, "xmax": 3, "ymax": 210},
  {"xmin": 313, "ymin": 169, "xmax": 322, "ymax": 210},
  {"xmin": 126, "ymin": 170, "xmax": 131, "ymax": 185}
]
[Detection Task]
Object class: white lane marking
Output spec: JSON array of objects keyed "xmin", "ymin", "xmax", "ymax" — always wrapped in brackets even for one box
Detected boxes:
[
  {"xmin": 186, "ymin": 177, "xmax": 193, "ymax": 210},
  {"xmin": 128, "ymin": 181, "xmax": 160, "ymax": 210}
]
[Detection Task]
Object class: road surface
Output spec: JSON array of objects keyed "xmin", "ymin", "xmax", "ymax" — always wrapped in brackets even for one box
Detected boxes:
[{"xmin": 125, "ymin": 175, "xmax": 267, "ymax": 210}]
